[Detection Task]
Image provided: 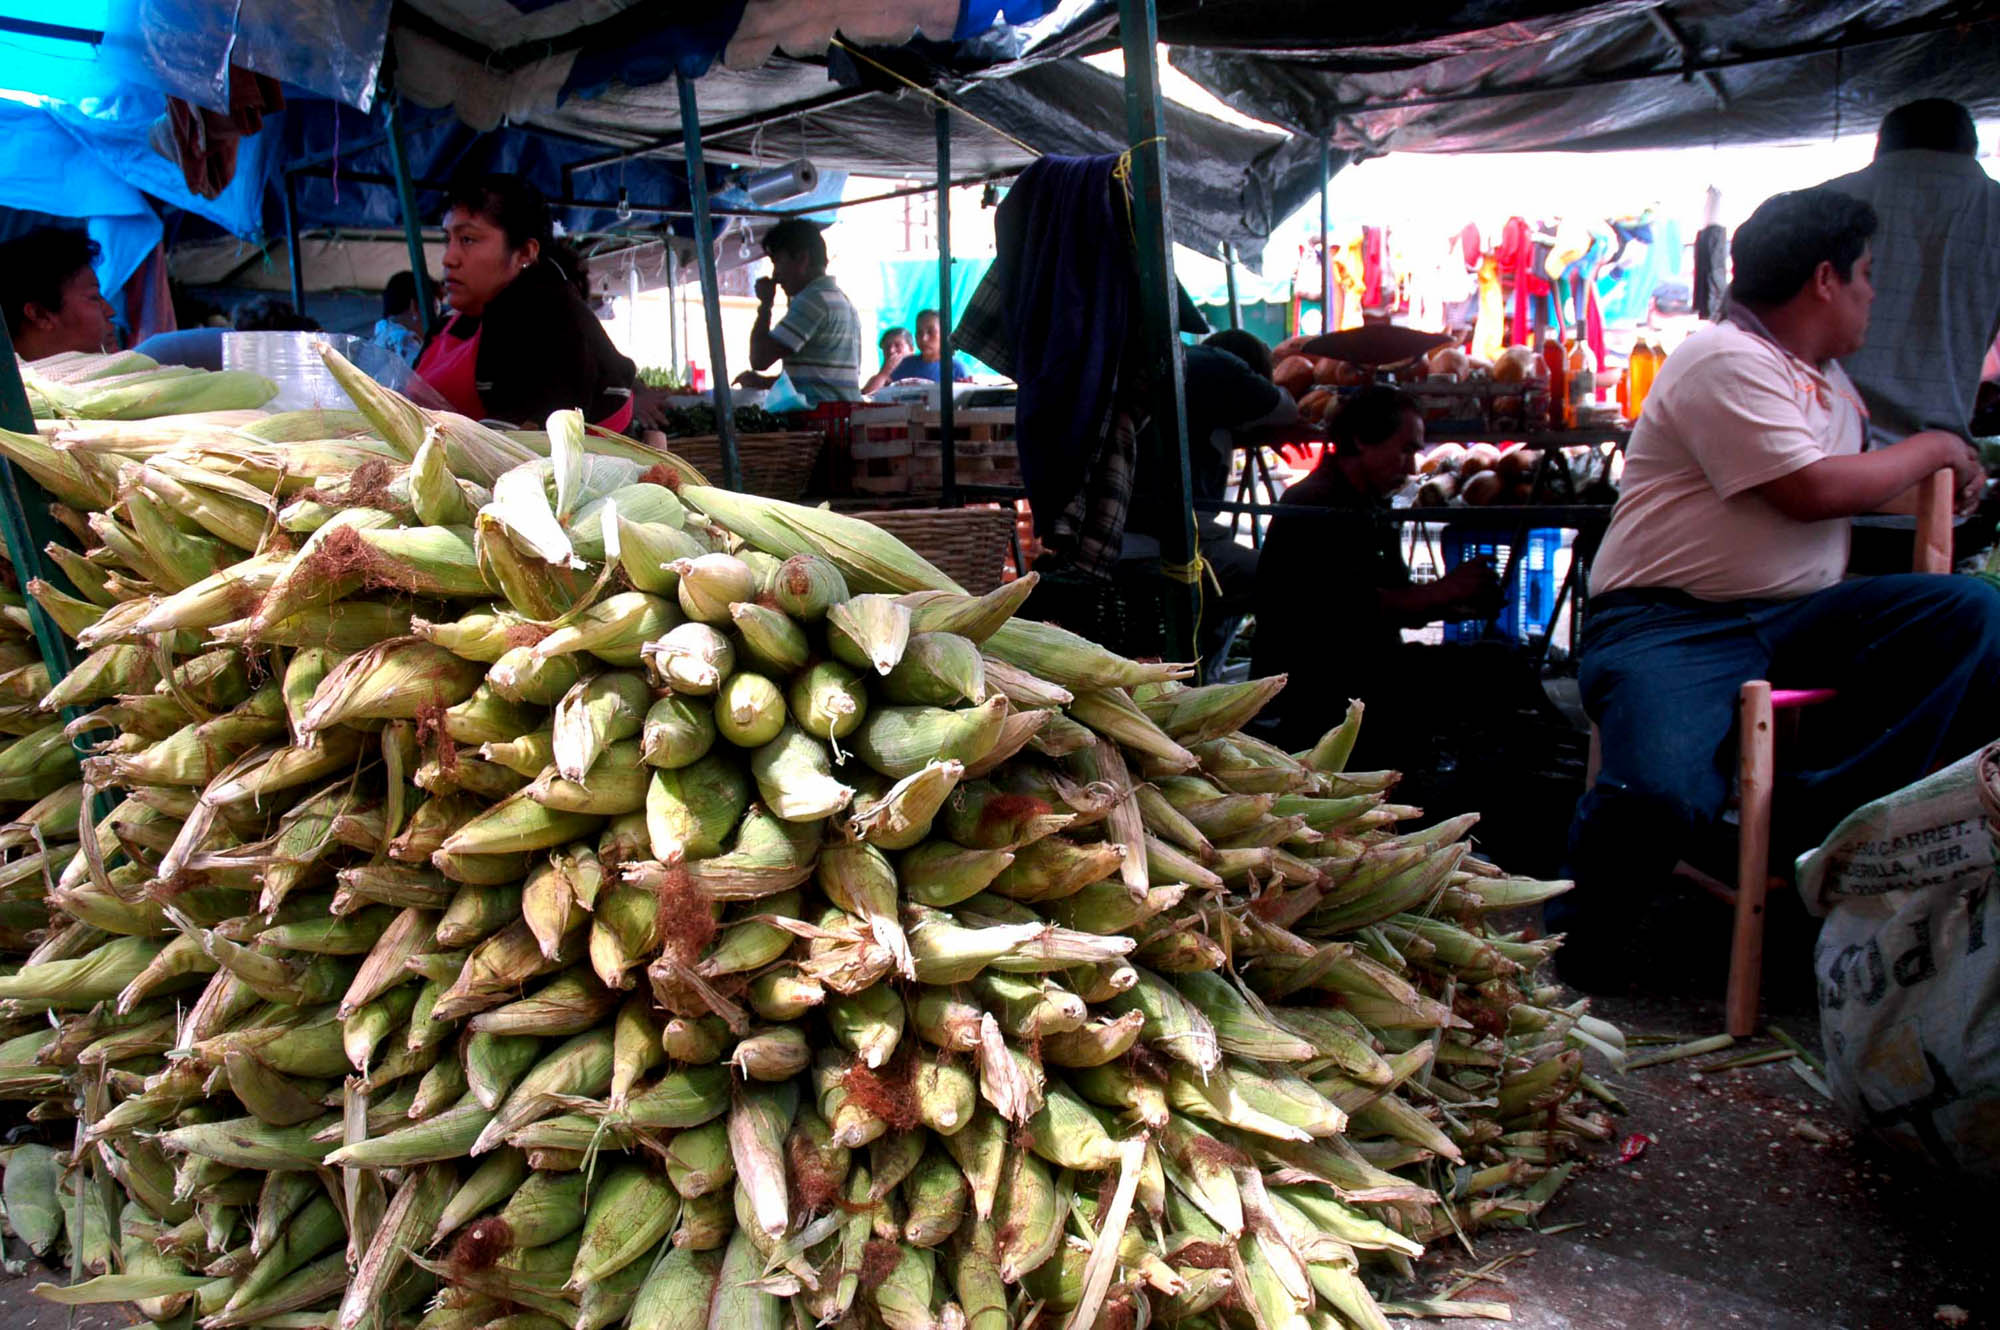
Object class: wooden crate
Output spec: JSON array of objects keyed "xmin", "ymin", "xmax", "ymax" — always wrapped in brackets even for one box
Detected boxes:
[{"xmin": 851, "ymin": 406, "xmax": 1020, "ymax": 495}]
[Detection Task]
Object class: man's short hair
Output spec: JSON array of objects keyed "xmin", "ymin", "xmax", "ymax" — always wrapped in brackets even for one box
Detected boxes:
[
  {"xmin": 762, "ymin": 219, "xmax": 828, "ymax": 271},
  {"xmin": 1327, "ymin": 385, "xmax": 1420, "ymax": 456},
  {"xmin": 1727, "ymin": 188, "xmax": 1878, "ymax": 308},
  {"xmin": 1203, "ymin": 329, "xmax": 1273, "ymax": 379},
  {"xmin": 383, "ymin": 271, "xmax": 418, "ymax": 319},
  {"xmin": 0, "ymin": 227, "xmax": 100, "ymax": 339},
  {"xmin": 1877, "ymin": 99, "xmax": 1978, "ymax": 157}
]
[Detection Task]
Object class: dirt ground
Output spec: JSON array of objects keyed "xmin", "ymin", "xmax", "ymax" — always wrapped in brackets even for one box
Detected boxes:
[{"xmin": 1404, "ymin": 983, "xmax": 1996, "ymax": 1330}]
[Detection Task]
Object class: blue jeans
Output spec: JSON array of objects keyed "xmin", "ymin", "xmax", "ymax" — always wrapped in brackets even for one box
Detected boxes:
[{"xmin": 1567, "ymin": 576, "xmax": 2000, "ymax": 900}]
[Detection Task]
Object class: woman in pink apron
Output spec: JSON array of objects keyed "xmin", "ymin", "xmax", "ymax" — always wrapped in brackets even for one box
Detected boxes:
[{"xmin": 416, "ymin": 174, "xmax": 635, "ymax": 433}]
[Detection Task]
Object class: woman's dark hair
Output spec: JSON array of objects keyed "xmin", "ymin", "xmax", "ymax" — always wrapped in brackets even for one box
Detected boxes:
[
  {"xmin": 916, "ymin": 308, "xmax": 941, "ymax": 329},
  {"xmin": 762, "ymin": 218, "xmax": 828, "ymax": 271},
  {"xmin": 0, "ymin": 227, "xmax": 100, "ymax": 338},
  {"xmin": 443, "ymin": 172, "xmax": 553, "ymax": 252},
  {"xmin": 382, "ymin": 270, "xmax": 418, "ymax": 319},
  {"xmin": 1203, "ymin": 329, "xmax": 1273, "ymax": 379},
  {"xmin": 1326, "ymin": 385, "xmax": 1420, "ymax": 456},
  {"xmin": 1727, "ymin": 188, "xmax": 1878, "ymax": 308},
  {"xmin": 878, "ymin": 326, "xmax": 910, "ymax": 355},
  {"xmin": 1877, "ymin": 99, "xmax": 1977, "ymax": 157},
  {"xmin": 233, "ymin": 297, "xmax": 319, "ymax": 332}
]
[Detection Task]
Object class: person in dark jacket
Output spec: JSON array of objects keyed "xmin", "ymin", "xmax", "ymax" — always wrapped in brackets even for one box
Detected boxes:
[
  {"xmin": 416, "ymin": 173, "xmax": 635, "ymax": 430},
  {"xmin": 1251, "ymin": 386, "xmax": 1501, "ymax": 762}
]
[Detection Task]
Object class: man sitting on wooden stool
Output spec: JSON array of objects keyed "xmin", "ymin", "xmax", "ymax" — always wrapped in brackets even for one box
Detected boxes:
[{"xmin": 1561, "ymin": 186, "xmax": 1998, "ymax": 985}]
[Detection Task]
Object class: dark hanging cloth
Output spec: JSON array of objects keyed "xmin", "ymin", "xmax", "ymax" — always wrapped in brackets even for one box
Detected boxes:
[{"xmin": 1693, "ymin": 223, "xmax": 1729, "ymax": 321}]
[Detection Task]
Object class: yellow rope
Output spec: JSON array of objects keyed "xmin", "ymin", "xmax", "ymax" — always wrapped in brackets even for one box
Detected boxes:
[{"xmin": 828, "ymin": 38, "xmax": 1045, "ymax": 160}]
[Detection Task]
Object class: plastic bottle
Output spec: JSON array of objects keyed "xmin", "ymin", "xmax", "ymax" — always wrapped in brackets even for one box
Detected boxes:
[
  {"xmin": 1567, "ymin": 341, "xmax": 1594, "ymax": 419},
  {"xmin": 1629, "ymin": 341, "xmax": 1658, "ymax": 418}
]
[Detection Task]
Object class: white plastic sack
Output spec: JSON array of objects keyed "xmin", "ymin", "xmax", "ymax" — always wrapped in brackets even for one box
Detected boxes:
[{"xmin": 1798, "ymin": 744, "xmax": 2000, "ymax": 1176}]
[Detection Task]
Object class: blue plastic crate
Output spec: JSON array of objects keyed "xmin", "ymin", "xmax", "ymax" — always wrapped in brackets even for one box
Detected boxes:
[{"xmin": 1439, "ymin": 527, "xmax": 1562, "ymax": 644}]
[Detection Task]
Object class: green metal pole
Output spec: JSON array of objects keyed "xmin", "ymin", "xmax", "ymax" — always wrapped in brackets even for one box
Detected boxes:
[
  {"xmin": 1222, "ymin": 242, "xmax": 1242, "ymax": 331},
  {"xmin": 1318, "ymin": 133, "xmax": 1333, "ymax": 336},
  {"xmin": 280, "ymin": 170, "xmax": 307, "ymax": 320},
  {"xmin": 936, "ymin": 104, "xmax": 958, "ymax": 509},
  {"xmin": 1117, "ymin": 0, "xmax": 1200, "ymax": 663},
  {"xmin": 383, "ymin": 96, "xmax": 437, "ymax": 339},
  {"xmin": 677, "ymin": 72, "xmax": 743, "ymax": 492}
]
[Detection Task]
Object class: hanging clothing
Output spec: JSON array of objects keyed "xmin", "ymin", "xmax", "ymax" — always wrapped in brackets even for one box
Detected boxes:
[
  {"xmin": 1360, "ymin": 227, "xmax": 1386, "ymax": 309},
  {"xmin": 157, "ymin": 66, "xmax": 285, "ymax": 199},
  {"xmin": 1471, "ymin": 253, "xmax": 1506, "ymax": 362},
  {"xmin": 1598, "ymin": 217, "xmax": 1681, "ymax": 326},
  {"xmin": 1496, "ymin": 217, "xmax": 1559, "ymax": 346},
  {"xmin": 1692, "ymin": 224, "xmax": 1728, "ymax": 321}
]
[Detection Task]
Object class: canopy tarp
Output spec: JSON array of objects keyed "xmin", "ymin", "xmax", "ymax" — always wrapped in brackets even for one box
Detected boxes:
[{"xmin": 1157, "ymin": 1, "xmax": 2000, "ymax": 155}]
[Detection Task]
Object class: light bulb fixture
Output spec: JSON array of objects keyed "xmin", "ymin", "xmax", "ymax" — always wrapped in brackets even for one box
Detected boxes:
[
  {"xmin": 981, "ymin": 182, "xmax": 1001, "ymax": 209},
  {"xmin": 732, "ymin": 158, "xmax": 820, "ymax": 206},
  {"xmin": 737, "ymin": 220, "xmax": 754, "ymax": 261},
  {"xmin": 616, "ymin": 187, "xmax": 632, "ymax": 222}
]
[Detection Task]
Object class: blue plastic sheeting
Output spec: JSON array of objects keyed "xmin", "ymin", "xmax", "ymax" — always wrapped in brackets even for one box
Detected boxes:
[
  {"xmin": 0, "ymin": 0, "xmax": 389, "ymax": 111},
  {"xmin": 281, "ymin": 99, "xmax": 847, "ymax": 242},
  {"xmin": 561, "ymin": 2, "xmax": 750, "ymax": 100},
  {"xmin": 0, "ymin": 83, "xmax": 279, "ymax": 294},
  {"xmin": 951, "ymin": 0, "xmax": 1066, "ymax": 42}
]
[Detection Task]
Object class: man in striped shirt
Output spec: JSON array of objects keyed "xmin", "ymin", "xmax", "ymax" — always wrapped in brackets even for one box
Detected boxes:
[{"xmin": 746, "ymin": 218, "xmax": 861, "ymax": 405}]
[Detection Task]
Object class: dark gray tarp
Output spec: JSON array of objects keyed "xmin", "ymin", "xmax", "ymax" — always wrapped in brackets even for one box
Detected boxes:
[
  {"xmin": 510, "ymin": 56, "xmax": 1299, "ymax": 261},
  {"xmin": 1163, "ymin": 1, "xmax": 2000, "ymax": 154}
]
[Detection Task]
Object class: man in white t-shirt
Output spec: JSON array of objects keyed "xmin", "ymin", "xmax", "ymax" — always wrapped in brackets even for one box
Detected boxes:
[{"xmin": 1564, "ymin": 186, "xmax": 1999, "ymax": 978}]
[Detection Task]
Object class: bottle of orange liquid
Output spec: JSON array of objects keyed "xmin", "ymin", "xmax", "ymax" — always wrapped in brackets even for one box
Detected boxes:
[{"xmin": 1629, "ymin": 340, "xmax": 1659, "ymax": 418}]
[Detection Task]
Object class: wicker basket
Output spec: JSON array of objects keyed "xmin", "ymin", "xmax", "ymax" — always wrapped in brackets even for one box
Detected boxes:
[
  {"xmin": 857, "ymin": 506, "xmax": 1019, "ymax": 593},
  {"xmin": 665, "ymin": 431, "xmax": 823, "ymax": 500}
]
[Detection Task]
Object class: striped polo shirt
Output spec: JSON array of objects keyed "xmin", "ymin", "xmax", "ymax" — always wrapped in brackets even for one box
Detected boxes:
[{"xmin": 769, "ymin": 275, "xmax": 862, "ymax": 404}]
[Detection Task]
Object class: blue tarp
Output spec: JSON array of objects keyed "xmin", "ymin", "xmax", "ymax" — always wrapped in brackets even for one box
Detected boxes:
[
  {"xmin": 0, "ymin": 0, "xmax": 389, "ymax": 111},
  {"xmin": 281, "ymin": 99, "xmax": 847, "ymax": 243},
  {"xmin": 0, "ymin": 89, "xmax": 277, "ymax": 295}
]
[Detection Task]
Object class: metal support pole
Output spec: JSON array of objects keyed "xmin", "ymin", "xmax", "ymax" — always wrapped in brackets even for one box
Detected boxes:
[
  {"xmin": 936, "ymin": 104, "xmax": 958, "ymax": 509},
  {"xmin": 1318, "ymin": 133, "xmax": 1333, "ymax": 336},
  {"xmin": 383, "ymin": 97, "xmax": 437, "ymax": 338},
  {"xmin": 678, "ymin": 72, "xmax": 742, "ymax": 492},
  {"xmin": 280, "ymin": 171, "xmax": 306, "ymax": 319},
  {"xmin": 666, "ymin": 248, "xmax": 681, "ymax": 375},
  {"xmin": 1222, "ymin": 242, "xmax": 1242, "ymax": 331},
  {"xmin": 1117, "ymin": 0, "xmax": 1200, "ymax": 663},
  {"xmin": 0, "ymin": 320, "xmax": 109, "ymax": 794}
]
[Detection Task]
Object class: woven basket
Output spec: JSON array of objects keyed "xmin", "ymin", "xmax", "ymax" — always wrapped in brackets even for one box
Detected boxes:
[
  {"xmin": 858, "ymin": 506, "xmax": 1019, "ymax": 593},
  {"xmin": 666, "ymin": 431, "xmax": 823, "ymax": 500}
]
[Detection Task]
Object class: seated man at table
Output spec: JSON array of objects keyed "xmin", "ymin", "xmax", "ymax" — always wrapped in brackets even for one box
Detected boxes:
[
  {"xmin": 741, "ymin": 218, "xmax": 862, "ymax": 405},
  {"xmin": 1250, "ymin": 385, "xmax": 1503, "ymax": 761},
  {"xmin": 1564, "ymin": 186, "xmax": 1998, "ymax": 975},
  {"xmin": 1127, "ymin": 329, "xmax": 1299, "ymax": 664}
]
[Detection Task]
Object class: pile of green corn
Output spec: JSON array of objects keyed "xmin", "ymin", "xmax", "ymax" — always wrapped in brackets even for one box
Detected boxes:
[{"xmin": 0, "ymin": 347, "xmax": 1624, "ymax": 1330}]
